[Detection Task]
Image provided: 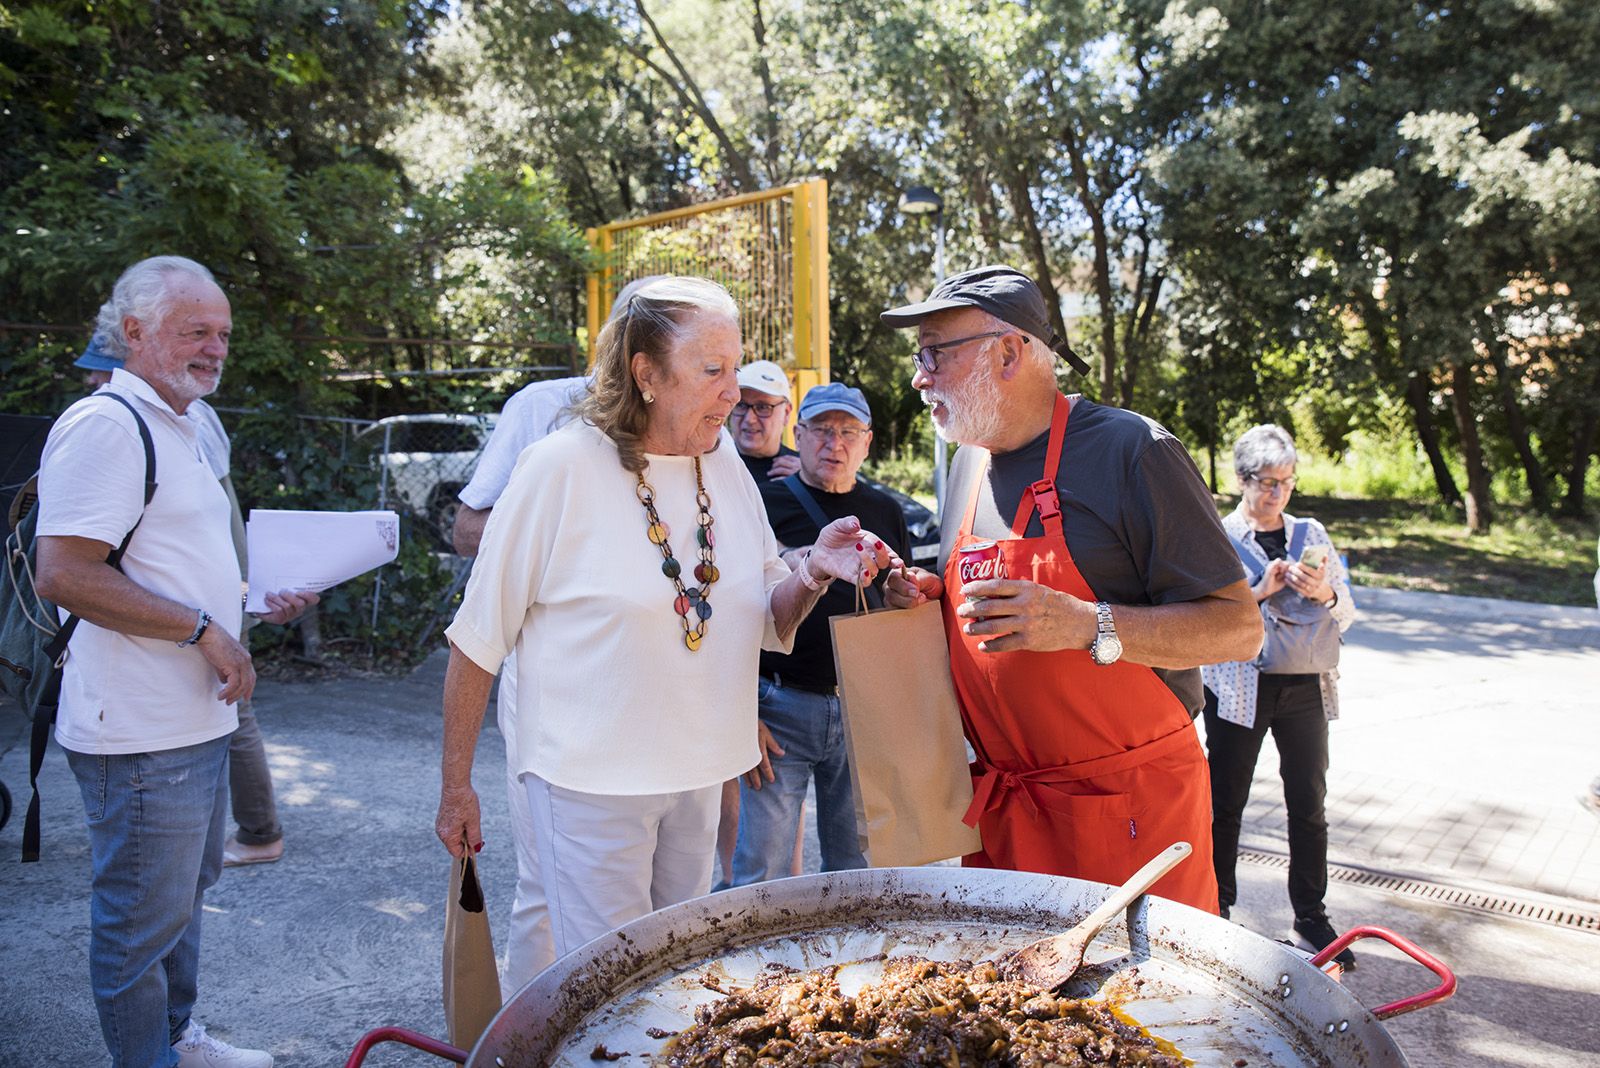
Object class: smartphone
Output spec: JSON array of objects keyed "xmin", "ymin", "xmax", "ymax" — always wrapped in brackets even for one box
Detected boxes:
[{"xmin": 1299, "ymin": 544, "xmax": 1329, "ymax": 570}]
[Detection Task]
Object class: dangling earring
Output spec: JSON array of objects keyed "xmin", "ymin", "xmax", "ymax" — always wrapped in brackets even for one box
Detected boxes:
[{"xmin": 642, "ymin": 389, "xmax": 656, "ymax": 404}]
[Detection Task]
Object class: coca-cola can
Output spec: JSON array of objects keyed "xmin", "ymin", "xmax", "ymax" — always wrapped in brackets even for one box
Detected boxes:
[{"xmin": 958, "ymin": 540, "xmax": 1006, "ymax": 598}]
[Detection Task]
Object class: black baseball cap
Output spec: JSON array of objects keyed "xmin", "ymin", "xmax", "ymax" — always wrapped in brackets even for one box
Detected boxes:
[{"xmin": 880, "ymin": 264, "xmax": 1089, "ymax": 375}]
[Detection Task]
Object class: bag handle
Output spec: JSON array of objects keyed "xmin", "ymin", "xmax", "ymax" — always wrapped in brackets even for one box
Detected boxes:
[{"xmin": 786, "ymin": 475, "xmax": 884, "ymax": 611}]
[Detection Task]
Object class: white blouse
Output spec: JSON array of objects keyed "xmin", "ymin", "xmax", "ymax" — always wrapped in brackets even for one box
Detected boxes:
[
  {"xmin": 446, "ymin": 421, "xmax": 793, "ymax": 795},
  {"xmin": 1201, "ymin": 508, "xmax": 1356, "ymax": 729}
]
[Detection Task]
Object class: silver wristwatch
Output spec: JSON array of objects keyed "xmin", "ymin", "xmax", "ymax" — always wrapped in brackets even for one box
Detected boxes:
[{"xmin": 1090, "ymin": 601, "xmax": 1123, "ymax": 666}]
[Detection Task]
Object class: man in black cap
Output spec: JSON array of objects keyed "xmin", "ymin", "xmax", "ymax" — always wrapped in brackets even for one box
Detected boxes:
[{"xmin": 882, "ymin": 265, "xmax": 1260, "ymax": 913}]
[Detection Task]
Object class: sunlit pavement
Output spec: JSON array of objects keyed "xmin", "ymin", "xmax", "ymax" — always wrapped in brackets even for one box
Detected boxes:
[{"xmin": 2, "ymin": 586, "xmax": 1596, "ymax": 1066}]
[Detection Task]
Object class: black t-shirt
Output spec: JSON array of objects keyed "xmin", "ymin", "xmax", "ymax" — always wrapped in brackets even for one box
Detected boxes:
[
  {"xmin": 758, "ymin": 476, "xmax": 912, "ymax": 691},
  {"xmin": 942, "ymin": 396, "xmax": 1246, "ymax": 714},
  {"xmin": 740, "ymin": 444, "xmax": 799, "ymax": 482}
]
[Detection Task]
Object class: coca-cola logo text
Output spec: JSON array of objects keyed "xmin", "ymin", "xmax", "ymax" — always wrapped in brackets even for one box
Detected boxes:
[{"xmin": 959, "ymin": 555, "xmax": 1004, "ymax": 583}]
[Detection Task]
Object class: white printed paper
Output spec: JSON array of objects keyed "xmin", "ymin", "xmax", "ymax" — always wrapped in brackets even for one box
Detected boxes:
[{"xmin": 245, "ymin": 509, "xmax": 400, "ymax": 613}]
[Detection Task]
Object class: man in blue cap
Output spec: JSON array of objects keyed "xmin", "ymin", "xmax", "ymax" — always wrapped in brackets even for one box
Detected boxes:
[{"xmin": 729, "ymin": 382, "xmax": 911, "ymax": 885}]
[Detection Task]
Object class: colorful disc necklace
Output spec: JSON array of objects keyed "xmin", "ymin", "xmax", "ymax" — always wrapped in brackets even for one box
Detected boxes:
[{"xmin": 636, "ymin": 457, "xmax": 719, "ymax": 651}]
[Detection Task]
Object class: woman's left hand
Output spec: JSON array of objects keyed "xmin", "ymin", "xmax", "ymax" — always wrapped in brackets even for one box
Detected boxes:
[
  {"xmin": 1285, "ymin": 559, "xmax": 1333, "ymax": 605},
  {"xmin": 807, "ymin": 517, "xmax": 896, "ymax": 585}
]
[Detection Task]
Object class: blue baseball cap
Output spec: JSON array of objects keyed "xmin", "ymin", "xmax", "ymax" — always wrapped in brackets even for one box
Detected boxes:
[
  {"xmin": 74, "ymin": 334, "xmax": 123, "ymax": 373},
  {"xmin": 799, "ymin": 382, "xmax": 871, "ymax": 427}
]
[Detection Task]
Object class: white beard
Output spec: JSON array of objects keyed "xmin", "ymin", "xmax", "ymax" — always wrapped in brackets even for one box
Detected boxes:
[{"xmin": 923, "ymin": 361, "xmax": 1005, "ymax": 447}]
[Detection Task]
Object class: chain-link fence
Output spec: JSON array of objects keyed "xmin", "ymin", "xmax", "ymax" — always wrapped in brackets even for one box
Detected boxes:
[{"xmin": 220, "ymin": 408, "xmax": 496, "ymax": 668}]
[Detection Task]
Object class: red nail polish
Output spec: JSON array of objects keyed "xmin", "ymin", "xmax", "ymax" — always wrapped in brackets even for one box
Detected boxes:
[
  {"xmin": 474, "ymin": 841, "xmax": 484, "ymax": 853},
  {"xmin": 875, "ymin": 540, "xmax": 884, "ymax": 549},
  {"xmin": 855, "ymin": 542, "xmax": 863, "ymax": 551}
]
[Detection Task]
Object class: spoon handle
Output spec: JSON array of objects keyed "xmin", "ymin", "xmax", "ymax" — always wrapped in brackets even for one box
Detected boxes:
[{"xmin": 1075, "ymin": 841, "xmax": 1193, "ymax": 938}]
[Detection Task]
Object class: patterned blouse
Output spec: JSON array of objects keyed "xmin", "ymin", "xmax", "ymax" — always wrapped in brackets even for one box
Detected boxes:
[{"xmin": 1201, "ymin": 507, "xmax": 1357, "ymax": 729}]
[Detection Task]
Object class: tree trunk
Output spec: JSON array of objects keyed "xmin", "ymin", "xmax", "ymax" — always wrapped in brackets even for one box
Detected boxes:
[
  {"xmin": 964, "ymin": 163, "xmax": 1003, "ymax": 257},
  {"xmin": 1449, "ymin": 361, "xmax": 1493, "ymax": 533},
  {"xmin": 750, "ymin": 0, "xmax": 781, "ymax": 184},
  {"xmin": 1060, "ymin": 119, "xmax": 1118, "ymax": 404},
  {"xmin": 1000, "ymin": 161, "xmax": 1066, "ymax": 350},
  {"xmin": 1564, "ymin": 406, "xmax": 1596, "ymax": 518},
  {"xmin": 1484, "ymin": 338, "xmax": 1551, "ymax": 513},
  {"xmin": 1403, "ymin": 371, "xmax": 1462, "ymax": 506}
]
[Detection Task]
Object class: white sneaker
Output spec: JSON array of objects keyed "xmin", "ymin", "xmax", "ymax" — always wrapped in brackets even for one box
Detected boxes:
[{"xmin": 172, "ymin": 1021, "xmax": 274, "ymax": 1068}]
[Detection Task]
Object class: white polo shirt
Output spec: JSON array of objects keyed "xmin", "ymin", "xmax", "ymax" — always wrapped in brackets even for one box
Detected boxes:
[{"xmin": 38, "ymin": 370, "xmax": 244, "ymax": 755}]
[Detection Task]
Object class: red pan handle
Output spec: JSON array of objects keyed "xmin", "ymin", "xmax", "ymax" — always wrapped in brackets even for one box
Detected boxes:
[
  {"xmin": 344, "ymin": 1026, "xmax": 469, "ymax": 1067},
  {"xmin": 1310, "ymin": 925, "xmax": 1457, "ymax": 1019}
]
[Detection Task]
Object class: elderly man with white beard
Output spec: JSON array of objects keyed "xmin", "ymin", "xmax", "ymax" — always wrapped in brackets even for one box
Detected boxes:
[
  {"xmin": 882, "ymin": 265, "xmax": 1261, "ymax": 912},
  {"xmin": 36, "ymin": 256, "xmax": 315, "ymax": 1067}
]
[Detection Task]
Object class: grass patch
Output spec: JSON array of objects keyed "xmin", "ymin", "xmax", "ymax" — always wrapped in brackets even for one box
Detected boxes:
[{"xmin": 1221, "ymin": 494, "xmax": 1599, "ymax": 607}]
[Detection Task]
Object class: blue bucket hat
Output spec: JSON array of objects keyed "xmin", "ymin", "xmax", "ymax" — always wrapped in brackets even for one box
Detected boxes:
[
  {"xmin": 74, "ymin": 334, "xmax": 123, "ymax": 373},
  {"xmin": 799, "ymin": 382, "xmax": 872, "ymax": 427}
]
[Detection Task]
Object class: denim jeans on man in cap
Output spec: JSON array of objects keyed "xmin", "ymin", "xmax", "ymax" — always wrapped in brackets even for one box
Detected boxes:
[
  {"xmin": 65, "ymin": 733, "xmax": 229, "ymax": 1067},
  {"xmin": 730, "ymin": 677, "xmax": 866, "ymax": 884}
]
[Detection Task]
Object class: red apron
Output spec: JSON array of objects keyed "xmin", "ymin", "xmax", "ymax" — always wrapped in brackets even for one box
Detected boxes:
[{"xmin": 942, "ymin": 393, "xmax": 1218, "ymax": 912}]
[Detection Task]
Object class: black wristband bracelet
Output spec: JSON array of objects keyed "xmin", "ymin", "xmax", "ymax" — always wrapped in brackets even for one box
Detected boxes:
[{"xmin": 178, "ymin": 609, "xmax": 212, "ymax": 648}]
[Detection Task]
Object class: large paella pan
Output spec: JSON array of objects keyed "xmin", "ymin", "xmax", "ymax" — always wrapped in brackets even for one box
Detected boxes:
[{"xmin": 350, "ymin": 866, "xmax": 1453, "ymax": 1067}]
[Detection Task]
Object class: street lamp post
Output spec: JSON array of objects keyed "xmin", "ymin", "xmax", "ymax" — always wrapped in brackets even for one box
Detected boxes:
[{"xmin": 898, "ymin": 186, "xmax": 949, "ymax": 514}]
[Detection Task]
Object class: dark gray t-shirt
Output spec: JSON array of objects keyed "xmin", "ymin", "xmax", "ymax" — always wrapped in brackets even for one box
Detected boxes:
[{"xmin": 939, "ymin": 396, "xmax": 1245, "ymax": 713}]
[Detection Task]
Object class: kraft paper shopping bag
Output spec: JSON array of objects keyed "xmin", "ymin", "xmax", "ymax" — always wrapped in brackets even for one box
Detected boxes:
[
  {"xmin": 830, "ymin": 594, "xmax": 981, "ymax": 867},
  {"xmin": 443, "ymin": 848, "xmax": 500, "ymax": 1048}
]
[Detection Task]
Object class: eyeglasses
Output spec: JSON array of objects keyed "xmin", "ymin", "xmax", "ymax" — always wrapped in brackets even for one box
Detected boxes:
[
  {"xmin": 799, "ymin": 424, "xmax": 868, "ymax": 444},
  {"xmin": 1248, "ymin": 475, "xmax": 1297, "ymax": 492},
  {"xmin": 911, "ymin": 331, "xmax": 1008, "ymax": 375},
  {"xmin": 732, "ymin": 400, "xmax": 787, "ymax": 419}
]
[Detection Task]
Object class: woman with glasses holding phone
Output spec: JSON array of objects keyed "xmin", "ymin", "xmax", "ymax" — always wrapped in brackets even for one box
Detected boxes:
[{"xmin": 1202, "ymin": 423, "xmax": 1358, "ymax": 969}]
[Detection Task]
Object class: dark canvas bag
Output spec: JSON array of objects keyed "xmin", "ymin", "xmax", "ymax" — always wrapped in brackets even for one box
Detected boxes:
[
  {"xmin": 1231, "ymin": 523, "xmax": 1341, "ymax": 676},
  {"xmin": 0, "ymin": 392, "xmax": 156, "ymax": 860}
]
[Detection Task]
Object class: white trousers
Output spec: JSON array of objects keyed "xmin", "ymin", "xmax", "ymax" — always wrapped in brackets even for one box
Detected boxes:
[
  {"xmin": 524, "ymin": 772, "xmax": 720, "ymax": 958},
  {"xmin": 497, "ymin": 656, "xmax": 555, "ymax": 998}
]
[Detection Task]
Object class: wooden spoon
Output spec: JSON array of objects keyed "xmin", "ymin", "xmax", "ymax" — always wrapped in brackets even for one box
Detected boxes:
[{"xmin": 1000, "ymin": 841, "xmax": 1194, "ymax": 990}]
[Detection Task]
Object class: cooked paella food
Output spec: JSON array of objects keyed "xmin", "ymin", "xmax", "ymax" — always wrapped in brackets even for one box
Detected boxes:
[{"xmin": 660, "ymin": 956, "xmax": 1186, "ymax": 1067}]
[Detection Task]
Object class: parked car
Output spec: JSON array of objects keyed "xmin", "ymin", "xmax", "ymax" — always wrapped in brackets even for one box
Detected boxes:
[
  {"xmin": 858, "ymin": 476, "xmax": 940, "ymax": 564},
  {"xmin": 353, "ymin": 413, "xmax": 496, "ymax": 548}
]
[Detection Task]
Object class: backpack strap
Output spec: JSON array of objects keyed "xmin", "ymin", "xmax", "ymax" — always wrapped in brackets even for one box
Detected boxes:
[
  {"xmin": 1229, "ymin": 534, "xmax": 1265, "ymax": 585},
  {"xmin": 782, "ymin": 475, "xmax": 883, "ymax": 609},
  {"xmin": 24, "ymin": 392, "xmax": 156, "ymax": 863},
  {"xmin": 1286, "ymin": 518, "xmax": 1308, "ymax": 563}
]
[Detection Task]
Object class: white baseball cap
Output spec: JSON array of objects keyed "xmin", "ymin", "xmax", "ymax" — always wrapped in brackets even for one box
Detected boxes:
[{"xmin": 736, "ymin": 360, "xmax": 790, "ymax": 400}]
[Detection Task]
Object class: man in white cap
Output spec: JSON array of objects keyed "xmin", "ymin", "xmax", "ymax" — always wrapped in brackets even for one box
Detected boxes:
[{"xmin": 731, "ymin": 360, "xmax": 800, "ymax": 481}]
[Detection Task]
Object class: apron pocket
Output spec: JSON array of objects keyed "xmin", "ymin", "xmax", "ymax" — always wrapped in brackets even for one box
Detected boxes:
[{"xmin": 1023, "ymin": 786, "xmax": 1148, "ymax": 880}]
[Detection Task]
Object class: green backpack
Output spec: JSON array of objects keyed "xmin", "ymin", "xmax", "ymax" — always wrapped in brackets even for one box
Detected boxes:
[{"xmin": 1, "ymin": 392, "xmax": 155, "ymax": 860}]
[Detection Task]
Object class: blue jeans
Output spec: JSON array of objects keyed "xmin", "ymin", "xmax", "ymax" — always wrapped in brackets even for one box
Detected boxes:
[
  {"xmin": 731, "ymin": 677, "xmax": 866, "ymax": 884},
  {"xmin": 65, "ymin": 734, "xmax": 230, "ymax": 1068}
]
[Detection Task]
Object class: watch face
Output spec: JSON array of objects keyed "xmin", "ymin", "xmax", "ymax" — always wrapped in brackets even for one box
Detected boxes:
[{"xmin": 1092, "ymin": 634, "xmax": 1123, "ymax": 665}]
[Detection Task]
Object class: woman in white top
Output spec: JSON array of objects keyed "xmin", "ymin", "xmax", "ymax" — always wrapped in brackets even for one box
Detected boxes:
[
  {"xmin": 434, "ymin": 277, "xmax": 894, "ymax": 959},
  {"xmin": 1202, "ymin": 424, "xmax": 1358, "ymax": 969}
]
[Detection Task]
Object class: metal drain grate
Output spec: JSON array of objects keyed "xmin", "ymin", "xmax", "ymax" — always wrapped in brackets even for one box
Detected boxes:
[{"xmin": 1238, "ymin": 850, "xmax": 1600, "ymax": 933}]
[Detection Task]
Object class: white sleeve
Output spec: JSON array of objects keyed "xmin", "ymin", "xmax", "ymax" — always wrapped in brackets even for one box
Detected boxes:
[
  {"xmin": 37, "ymin": 403, "xmax": 147, "ymax": 547},
  {"xmin": 458, "ymin": 390, "xmax": 541, "ymax": 510},
  {"xmin": 445, "ymin": 443, "xmax": 558, "ymax": 673}
]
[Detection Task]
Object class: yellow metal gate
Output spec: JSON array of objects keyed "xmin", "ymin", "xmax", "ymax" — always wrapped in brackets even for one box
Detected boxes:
[{"xmin": 586, "ymin": 180, "xmax": 829, "ymax": 401}]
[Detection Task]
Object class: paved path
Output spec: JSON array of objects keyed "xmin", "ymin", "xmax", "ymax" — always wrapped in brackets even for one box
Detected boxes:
[
  {"xmin": 1232, "ymin": 587, "xmax": 1600, "ymax": 903},
  {"xmin": 1, "ymin": 586, "xmax": 1596, "ymax": 1066}
]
